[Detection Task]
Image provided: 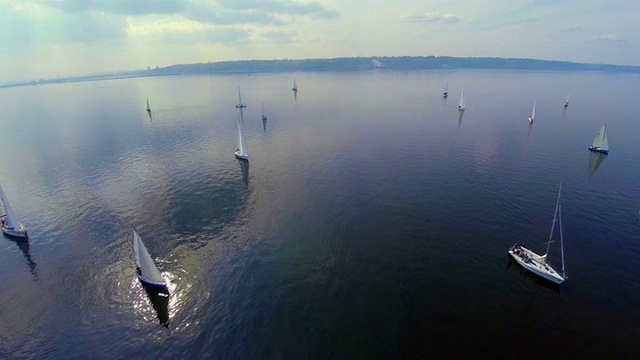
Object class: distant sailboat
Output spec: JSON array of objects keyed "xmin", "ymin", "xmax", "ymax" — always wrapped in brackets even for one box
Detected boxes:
[
  {"xmin": 0, "ymin": 182, "xmax": 27, "ymax": 238},
  {"xmin": 261, "ymin": 102, "xmax": 267, "ymax": 121},
  {"xmin": 292, "ymin": 79, "xmax": 298, "ymax": 92},
  {"xmin": 588, "ymin": 124, "xmax": 609, "ymax": 154},
  {"xmin": 234, "ymin": 117, "xmax": 249, "ymax": 161},
  {"xmin": 528, "ymin": 101, "xmax": 536, "ymax": 123},
  {"xmin": 146, "ymin": 98, "xmax": 151, "ymax": 112},
  {"xmin": 443, "ymin": 83, "xmax": 448, "ymax": 98},
  {"xmin": 133, "ymin": 228, "xmax": 167, "ymax": 289},
  {"xmin": 458, "ymin": 89, "xmax": 465, "ymax": 111},
  {"xmin": 564, "ymin": 92, "xmax": 570, "ymax": 108},
  {"xmin": 235, "ymin": 86, "xmax": 247, "ymax": 109},
  {"xmin": 508, "ymin": 181, "xmax": 567, "ymax": 284}
]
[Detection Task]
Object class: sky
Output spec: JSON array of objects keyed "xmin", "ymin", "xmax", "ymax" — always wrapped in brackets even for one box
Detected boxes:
[{"xmin": 1, "ymin": 0, "xmax": 639, "ymax": 83}]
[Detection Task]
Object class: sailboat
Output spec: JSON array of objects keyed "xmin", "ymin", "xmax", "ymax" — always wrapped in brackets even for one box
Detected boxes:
[
  {"xmin": 133, "ymin": 228, "xmax": 167, "ymax": 289},
  {"xmin": 146, "ymin": 98, "xmax": 151, "ymax": 112},
  {"xmin": 458, "ymin": 89, "xmax": 465, "ymax": 111},
  {"xmin": 235, "ymin": 86, "xmax": 247, "ymax": 109},
  {"xmin": 564, "ymin": 92, "xmax": 569, "ymax": 108},
  {"xmin": 443, "ymin": 83, "xmax": 448, "ymax": 98},
  {"xmin": 508, "ymin": 181, "xmax": 567, "ymax": 284},
  {"xmin": 528, "ymin": 100, "xmax": 536, "ymax": 123},
  {"xmin": 588, "ymin": 124, "xmax": 609, "ymax": 154},
  {"xmin": 292, "ymin": 79, "xmax": 298, "ymax": 92},
  {"xmin": 234, "ymin": 116, "xmax": 249, "ymax": 161},
  {"xmin": 0, "ymin": 182, "xmax": 27, "ymax": 238},
  {"xmin": 261, "ymin": 102, "xmax": 267, "ymax": 121}
]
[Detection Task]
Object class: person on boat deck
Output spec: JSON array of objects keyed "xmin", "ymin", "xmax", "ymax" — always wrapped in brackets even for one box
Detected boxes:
[{"xmin": 0, "ymin": 218, "xmax": 6, "ymax": 227}]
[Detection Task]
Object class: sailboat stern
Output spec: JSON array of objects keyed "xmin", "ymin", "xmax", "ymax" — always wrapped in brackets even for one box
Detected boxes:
[
  {"xmin": 588, "ymin": 146, "xmax": 609, "ymax": 154},
  {"xmin": 0, "ymin": 215, "xmax": 27, "ymax": 238},
  {"xmin": 136, "ymin": 269, "xmax": 168, "ymax": 289},
  {"xmin": 234, "ymin": 150, "xmax": 249, "ymax": 162}
]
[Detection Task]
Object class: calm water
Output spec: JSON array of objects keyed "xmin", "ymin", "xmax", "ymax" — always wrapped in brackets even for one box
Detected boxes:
[{"xmin": 0, "ymin": 70, "xmax": 638, "ymax": 358}]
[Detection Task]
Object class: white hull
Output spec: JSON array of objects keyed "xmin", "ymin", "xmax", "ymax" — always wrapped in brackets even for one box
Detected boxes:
[
  {"xmin": 509, "ymin": 246, "xmax": 565, "ymax": 284},
  {"xmin": 0, "ymin": 215, "xmax": 27, "ymax": 238},
  {"xmin": 235, "ymin": 151, "xmax": 249, "ymax": 161}
]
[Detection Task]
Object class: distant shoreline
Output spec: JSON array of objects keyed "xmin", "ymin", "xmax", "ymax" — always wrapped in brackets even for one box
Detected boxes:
[
  {"xmin": 0, "ymin": 73, "xmax": 179, "ymax": 90},
  {"xmin": 3, "ymin": 55, "xmax": 639, "ymax": 90}
]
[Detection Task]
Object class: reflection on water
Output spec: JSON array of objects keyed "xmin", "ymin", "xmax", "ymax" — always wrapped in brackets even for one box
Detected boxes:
[
  {"xmin": 589, "ymin": 151, "xmax": 607, "ymax": 176},
  {"xmin": 147, "ymin": 111, "xmax": 153, "ymax": 122},
  {"xmin": 239, "ymin": 160, "xmax": 249, "ymax": 187},
  {"xmin": 263, "ymin": 117, "xmax": 267, "ymax": 132},
  {"xmin": 0, "ymin": 70, "xmax": 639, "ymax": 358},
  {"xmin": 143, "ymin": 285, "xmax": 170, "ymax": 327},
  {"xmin": 8, "ymin": 238, "xmax": 37, "ymax": 280},
  {"xmin": 506, "ymin": 256, "xmax": 560, "ymax": 294}
]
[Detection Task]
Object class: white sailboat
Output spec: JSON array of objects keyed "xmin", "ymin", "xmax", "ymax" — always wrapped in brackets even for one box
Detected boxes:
[
  {"xmin": 528, "ymin": 100, "xmax": 536, "ymax": 123},
  {"xmin": 443, "ymin": 83, "xmax": 448, "ymax": 98},
  {"xmin": 261, "ymin": 102, "xmax": 267, "ymax": 121},
  {"xmin": 0, "ymin": 182, "xmax": 27, "ymax": 238},
  {"xmin": 146, "ymin": 98, "xmax": 151, "ymax": 112},
  {"xmin": 234, "ymin": 116, "xmax": 249, "ymax": 161},
  {"xmin": 508, "ymin": 181, "xmax": 567, "ymax": 284},
  {"xmin": 235, "ymin": 86, "xmax": 247, "ymax": 109},
  {"xmin": 588, "ymin": 124, "xmax": 609, "ymax": 154},
  {"xmin": 133, "ymin": 228, "xmax": 167, "ymax": 289},
  {"xmin": 292, "ymin": 79, "xmax": 298, "ymax": 92},
  {"xmin": 564, "ymin": 92, "xmax": 569, "ymax": 108},
  {"xmin": 458, "ymin": 89, "xmax": 465, "ymax": 111}
]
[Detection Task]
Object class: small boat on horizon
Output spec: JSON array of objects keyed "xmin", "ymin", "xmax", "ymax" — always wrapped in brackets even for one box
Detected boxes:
[
  {"xmin": 0, "ymin": 182, "xmax": 27, "ymax": 239},
  {"xmin": 443, "ymin": 83, "xmax": 448, "ymax": 98},
  {"xmin": 528, "ymin": 100, "xmax": 536, "ymax": 124},
  {"xmin": 564, "ymin": 92, "xmax": 570, "ymax": 108},
  {"xmin": 508, "ymin": 181, "xmax": 567, "ymax": 284},
  {"xmin": 133, "ymin": 228, "xmax": 167, "ymax": 289},
  {"xmin": 588, "ymin": 124, "xmax": 609, "ymax": 154},
  {"xmin": 292, "ymin": 79, "xmax": 298, "ymax": 92},
  {"xmin": 146, "ymin": 98, "xmax": 151, "ymax": 112},
  {"xmin": 261, "ymin": 102, "xmax": 267, "ymax": 121}
]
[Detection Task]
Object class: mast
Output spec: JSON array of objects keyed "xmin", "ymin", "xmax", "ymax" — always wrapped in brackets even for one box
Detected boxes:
[
  {"xmin": 544, "ymin": 180, "xmax": 563, "ymax": 261},
  {"xmin": 559, "ymin": 202, "xmax": 566, "ymax": 278}
]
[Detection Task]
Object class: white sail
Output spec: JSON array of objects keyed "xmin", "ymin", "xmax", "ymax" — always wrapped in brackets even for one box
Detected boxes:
[
  {"xmin": 237, "ymin": 117, "xmax": 248, "ymax": 157},
  {"xmin": 292, "ymin": 79, "xmax": 297, "ymax": 91},
  {"xmin": 0, "ymin": 183, "xmax": 20, "ymax": 230},
  {"xmin": 146, "ymin": 98, "xmax": 150, "ymax": 111},
  {"xmin": 236, "ymin": 86, "xmax": 246, "ymax": 108},
  {"xmin": 531, "ymin": 101, "xmax": 536, "ymax": 119},
  {"xmin": 133, "ymin": 228, "xmax": 165, "ymax": 285},
  {"xmin": 458, "ymin": 89, "xmax": 465, "ymax": 110},
  {"xmin": 566, "ymin": 92, "xmax": 570, "ymax": 104},
  {"xmin": 591, "ymin": 124, "xmax": 608, "ymax": 150}
]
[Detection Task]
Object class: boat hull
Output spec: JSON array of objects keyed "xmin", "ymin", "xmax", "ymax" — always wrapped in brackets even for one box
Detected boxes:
[
  {"xmin": 588, "ymin": 146, "xmax": 608, "ymax": 154},
  {"xmin": 0, "ymin": 215, "xmax": 27, "ymax": 239},
  {"xmin": 235, "ymin": 151, "xmax": 249, "ymax": 162},
  {"xmin": 137, "ymin": 271, "xmax": 167, "ymax": 289},
  {"xmin": 508, "ymin": 246, "xmax": 565, "ymax": 284}
]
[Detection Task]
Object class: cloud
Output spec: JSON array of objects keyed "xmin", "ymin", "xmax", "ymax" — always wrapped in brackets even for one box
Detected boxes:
[
  {"xmin": 126, "ymin": 17, "xmax": 250, "ymax": 44},
  {"xmin": 559, "ymin": 26, "xmax": 581, "ymax": 32},
  {"xmin": 400, "ymin": 12, "xmax": 460, "ymax": 24},
  {"xmin": 218, "ymin": 0, "xmax": 338, "ymax": 18},
  {"xmin": 592, "ymin": 34, "xmax": 625, "ymax": 42},
  {"xmin": 257, "ymin": 29, "xmax": 298, "ymax": 43},
  {"xmin": 0, "ymin": 2, "xmax": 126, "ymax": 48},
  {"xmin": 183, "ymin": 2, "xmax": 287, "ymax": 25},
  {"xmin": 42, "ymin": 0, "xmax": 189, "ymax": 15}
]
